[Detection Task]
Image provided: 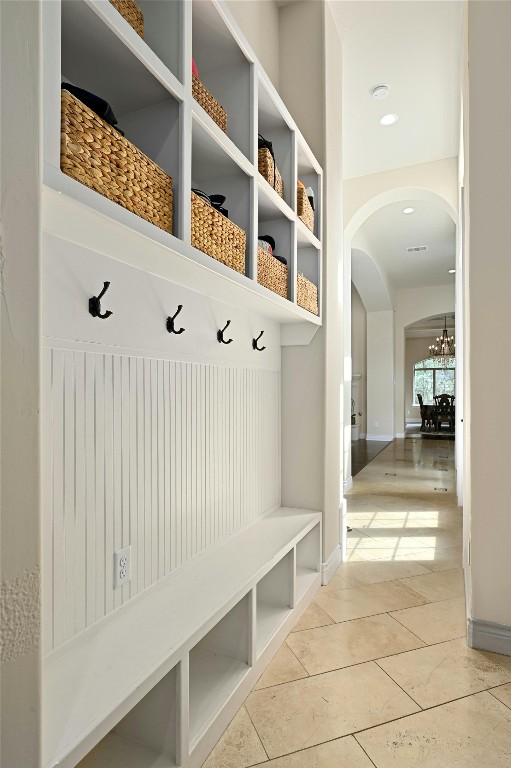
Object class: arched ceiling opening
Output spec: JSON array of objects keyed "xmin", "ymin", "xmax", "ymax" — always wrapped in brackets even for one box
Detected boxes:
[{"xmin": 352, "ymin": 248, "xmax": 393, "ymax": 312}]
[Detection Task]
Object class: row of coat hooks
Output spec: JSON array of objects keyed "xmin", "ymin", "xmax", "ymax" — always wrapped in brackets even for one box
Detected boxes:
[{"xmin": 89, "ymin": 282, "xmax": 267, "ymax": 351}]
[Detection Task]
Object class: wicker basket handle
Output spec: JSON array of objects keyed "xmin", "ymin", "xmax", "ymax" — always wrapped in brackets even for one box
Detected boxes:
[{"xmin": 258, "ymin": 134, "xmax": 277, "ymax": 190}]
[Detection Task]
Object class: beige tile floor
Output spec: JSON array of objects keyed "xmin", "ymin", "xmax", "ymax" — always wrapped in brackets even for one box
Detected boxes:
[{"xmin": 202, "ymin": 438, "xmax": 511, "ymax": 768}]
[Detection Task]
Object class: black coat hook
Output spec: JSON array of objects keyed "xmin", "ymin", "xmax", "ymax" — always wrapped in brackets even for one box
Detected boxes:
[
  {"xmin": 252, "ymin": 330, "xmax": 266, "ymax": 351},
  {"xmin": 89, "ymin": 281, "xmax": 113, "ymax": 319},
  {"xmin": 217, "ymin": 320, "xmax": 233, "ymax": 345},
  {"xmin": 166, "ymin": 304, "xmax": 185, "ymax": 335}
]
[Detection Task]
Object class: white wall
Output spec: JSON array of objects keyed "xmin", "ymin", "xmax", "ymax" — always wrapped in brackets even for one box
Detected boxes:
[
  {"xmin": 0, "ymin": 2, "xmax": 42, "ymax": 764},
  {"xmin": 225, "ymin": 0, "xmax": 280, "ymax": 89},
  {"xmin": 279, "ymin": 1, "xmax": 344, "ymax": 575},
  {"xmin": 467, "ymin": 0, "xmax": 511, "ymax": 635},
  {"xmin": 366, "ymin": 311, "xmax": 394, "ymax": 440},
  {"xmin": 351, "ymin": 284, "xmax": 367, "ymax": 436}
]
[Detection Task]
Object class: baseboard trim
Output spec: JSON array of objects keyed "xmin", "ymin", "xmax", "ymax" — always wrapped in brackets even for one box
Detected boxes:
[
  {"xmin": 365, "ymin": 434, "xmax": 394, "ymax": 441},
  {"xmin": 321, "ymin": 544, "xmax": 342, "ymax": 586},
  {"xmin": 395, "ymin": 432, "xmax": 405, "ymax": 438},
  {"xmin": 467, "ymin": 618, "xmax": 511, "ymax": 656},
  {"xmin": 343, "ymin": 476, "xmax": 353, "ymax": 492}
]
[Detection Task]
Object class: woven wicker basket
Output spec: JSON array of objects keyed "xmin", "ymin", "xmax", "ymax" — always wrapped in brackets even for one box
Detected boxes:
[
  {"xmin": 191, "ymin": 192, "xmax": 245, "ymax": 274},
  {"xmin": 257, "ymin": 248, "xmax": 287, "ymax": 299},
  {"xmin": 61, "ymin": 89, "xmax": 173, "ymax": 233},
  {"xmin": 297, "ymin": 186, "xmax": 314, "ymax": 232},
  {"xmin": 258, "ymin": 147, "xmax": 284, "ymax": 198},
  {"xmin": 192, "ymin": 74, "xmax": 227, "ymax": 133},
  {"xmin": 297, "ymin": 273, "xmax": 318, "ymax": 315},
  {"xmin": 109, "ymin": 0, "xmax": 144, "ymax": 36}
]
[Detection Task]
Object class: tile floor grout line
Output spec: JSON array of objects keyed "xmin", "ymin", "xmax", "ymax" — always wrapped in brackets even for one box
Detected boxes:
[
  {"xmin": 260, "ymin": 632, "xmax": 470, "ymax": 686},
  {"xmin": 349, "ymin": 689, "xmax": 496, "ymax": 742},
  {"xmin": 244, "ymin": 733, "xmax": 383, "ymax": 767},
  {"xmin": 243, "ymin": 704, "xmax": 270, "ymax": 763},
  {"xmin": 352, "ymin": 734, "xmax": 382, "ymax": 768},
  {"xmin": 383, "ymin": 607, "xmax": 457, "ymax": 646},
  {"xmin": 282, "ymin": 638, "xmax": 310, "ymax": 678},
  {"xmin": 487, "ymin": 687, "xmax": 511, "ymax": 711}
]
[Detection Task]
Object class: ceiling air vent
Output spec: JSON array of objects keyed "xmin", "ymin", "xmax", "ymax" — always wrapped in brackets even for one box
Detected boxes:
[{"xmin": 406, "ymin": 245, "xmax": 428, "ymax": 253}]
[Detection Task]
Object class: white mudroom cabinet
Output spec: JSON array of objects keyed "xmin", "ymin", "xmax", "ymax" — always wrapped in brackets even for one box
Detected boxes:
[{"xmin": 39, "ymin": 2, "xmax": 323, "ymax": 766}]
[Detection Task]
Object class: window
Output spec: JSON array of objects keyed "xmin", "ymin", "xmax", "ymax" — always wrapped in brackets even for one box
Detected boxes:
[{"xmin": 413, "ymin": 357, "xmax": 455, "ymax": 405}]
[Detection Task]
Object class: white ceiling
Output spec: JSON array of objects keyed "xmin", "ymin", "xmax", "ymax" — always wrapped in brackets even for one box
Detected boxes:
[
  {"xmin": 356, "ymin": 199, "xmax": 456, "ymax": 289},
  {"xmin": 406, "ymin": 313, "xmax": 455, "ymax": 338},
  {"xmin": 329, "ymin": 0, "xmax": 464, "ymax": 180},
  {"xmin": 328, "ymin": 0, "xmax": 463, "ymax": 293}
]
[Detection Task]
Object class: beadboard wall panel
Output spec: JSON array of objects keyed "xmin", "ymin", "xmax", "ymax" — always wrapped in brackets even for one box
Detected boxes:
[
  {"xmin": 42, "ymin": 347, "xmax": 279, "ymax": 652},
  {"xmin": 42, "ymin": 235, "xmax": 282, "ymax": 653}
]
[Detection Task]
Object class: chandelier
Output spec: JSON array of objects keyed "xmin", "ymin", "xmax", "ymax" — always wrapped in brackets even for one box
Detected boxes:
[{"xmin": 429, "ymin": 317, "xmax": 455, "ymax": 365}]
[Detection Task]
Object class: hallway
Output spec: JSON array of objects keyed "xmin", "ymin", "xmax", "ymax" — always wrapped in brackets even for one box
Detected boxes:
[{"xmin": 202, "ymin": 439, "xmax": 511, "ymax": 767}]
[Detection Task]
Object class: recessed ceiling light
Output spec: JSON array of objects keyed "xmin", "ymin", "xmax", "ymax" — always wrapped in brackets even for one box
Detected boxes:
[
  {"xmin": 371, "ymin": 84, "xmax": 390, "ymax": 100},
  {"xmin": 380, "ymin": 113, "xmax": 399, "ymax": 126},
  {"xmin": 448, "ymin": 269, "xmax": 456, "ymax": 274},
  {"xmin": 403, "ymin": 207, "xmax": 414, "ymax": 214}
]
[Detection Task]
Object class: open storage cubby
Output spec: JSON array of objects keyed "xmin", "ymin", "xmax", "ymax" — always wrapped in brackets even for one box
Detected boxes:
[
  {"xmin": 296, "ymin": 523, "xmax": 321, "ymax": 602},
  {"xmin": 43, "ymin": 0, "xmax": 324, "ymax": 324},
  {"xmin": 42, "ymin": 502, "xmax": 321, "ymax": 768},
  {"xmin": 192, "ymin": 115, "xmax": 252, "ymax": 272},
  {"xmin": 256, "ymin": 550, "xmax": 293, "ymax": 657},
  {"xmin": 192, "ymin": 0, "xmax": 252, "ymax": 159},
  {"xmin": 76, "ymin": 665, "xmax": 180, "ymax": 768},
  {"xmin": 137, "ymin": 0, "xmax": 183, "ymax": 81},
  {"xmin": 257, "ymin": 202, "xmax": 293, "ymax": 301},
  {"xmin": 58, "ymin": 0, "xmax": 184, "ymax": 237},
  {"xmin": 258, "ymin": 77, "xmax": 295, "ymax": 212},
  {"xmin": 297, "ymin": 139, "xmax": 321, "ymax": 241},
  {"xmin": 297, "ymin": 245, "xmax": 321, "ymax": 316},
  {"xmin": 189, "ymin": 594, "xmax": 250, "ymax": 749}
]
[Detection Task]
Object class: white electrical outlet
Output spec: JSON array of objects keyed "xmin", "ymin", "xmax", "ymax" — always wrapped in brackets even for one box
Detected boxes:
[
  {"xmin": 373, "ymin": 421, "xmax": 379, "ymax": 427},
  {"xmin": 114, "ymin": 546, "xmax": 131, "ymax": 588}
]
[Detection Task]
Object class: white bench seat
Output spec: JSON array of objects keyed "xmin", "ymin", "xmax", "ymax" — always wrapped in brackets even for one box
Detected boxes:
[{"xmin": 43, "ymin": 507, "xmax": 321, "ymax": 768}]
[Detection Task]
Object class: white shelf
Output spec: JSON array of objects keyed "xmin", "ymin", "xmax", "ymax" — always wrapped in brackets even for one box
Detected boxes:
[
  {"xmin": 44, "ymin": 0, "xmax": 323, "ymax": 327},
  {"xmin": 76, "ymin": 732, "xmax": 177, "ymax": 768},
  {"xmin": 256, "ymin": 603, "xmax": 292, "ymax": 657},
  {"xmin": 296, "ymin": 567, "xmax": 319, "ymax": 603},
  {"xmin": 296, "ymin": 218, "xmax": 321, "ymax": 249},
  {"xmin": 42, "ymin": 507, "xmax": 321, "ymax": 768},
  {"xmin": 295, "ymin": 523, "xmax": 321, "ymax": 602},
  {"xmin": 41, "ymin": 0, "xmax": 325, "ymax": 763},
  {"xmin": 43, "ymin": 188, "xmax": 321, "ymax": 325},
  {"xmin": 258, "ymin": 178, "xmax": 295, "ymax": 222},
  {"xmin": 192, "ymin": 0, "xmax": 253, "ymax": 160},
  {"xmin": 189, "ymin": 650, "xmax": 249, "ymax": 748},
  {"xmin": 191, "ymin": 108, "xmax": 253, "ymax": 178},
  {"xmin": 61, "ymin": 0, "xmax": 184, "ymax": 111}
]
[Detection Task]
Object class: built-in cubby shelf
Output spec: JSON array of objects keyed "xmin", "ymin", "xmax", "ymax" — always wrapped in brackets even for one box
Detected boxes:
[
  {"xmin": 60, "ymin": 0, "xmax": 183, "ymax": 108},
  {"xmin": 256, "ymin": 551, "xmax": 293, "ymax": 656},
  {"xmin": 77, "ymin": 732, "xmax": 177, "ymax": 768},
  {"xmin": 192, "ymin": 0, "xmax": 253, "ymax": 161},
  {"xmin": 189, "ymin": 596, "xmax": 250, "ymax": 747},
  {"xmin": 77, "ymin": 667, "xmax": 180, "ymax": 768},
  {"xmin": 41, "ymin": 2, "xmax": 324, "ymax": 765},
  {"xmin": 42, "ymin": 508, "xmax": 321, "ymax": 768},
  {"xmin": 296, "ymin": 524, "xmax": 321, "ymax": 602},
  {"xmin": 42, "ymin": 0, "xmax": 323, "ymax": 326}
]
